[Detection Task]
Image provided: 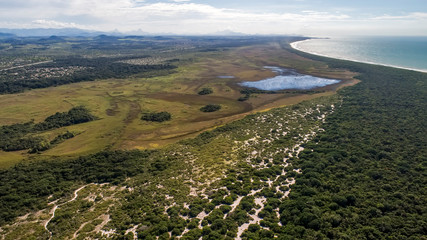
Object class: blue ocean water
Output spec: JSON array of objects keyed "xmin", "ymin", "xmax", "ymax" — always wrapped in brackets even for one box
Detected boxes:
[
  {"xmin": 291, "ymin": 37, "xmax": 427, "ymax": 72},
  {"xmin": 239, "ymin": 66, "xmax": 340, "ymax": 90}
]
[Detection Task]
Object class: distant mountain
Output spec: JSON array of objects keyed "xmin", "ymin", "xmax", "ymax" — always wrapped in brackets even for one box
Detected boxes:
[
  {"xmin": 0, "ymin": 32, "xmax": 16, "ymax": 38},
  {"xmin": 0, "ymin": 28, "xmax": 275, "ymax": 38},
  {"xmin": 0, "ymin": 28, "xmax": 107, "ymax": 37},
  {"xmin": 93, "ymin": 34, "xmax": 121, "ymax": 41},
  {"xmin": 37, "ymin": 35, "xmax": 67, "ymax": 43},
  {"xmin": 123, "ymin": 35, "xmax": 145, "ymax": 39}
]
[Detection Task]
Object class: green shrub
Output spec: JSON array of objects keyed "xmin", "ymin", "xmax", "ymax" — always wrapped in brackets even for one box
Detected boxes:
[
  {"xmin": 200, "ymin": 104, "xmax": 221, "ymax": 112},
  {"xmin": 141, "ymin": 111, "xmax": 171, "ymax": 122},
  {"xmin": 198, "ymin": 88, "xmax": 213, "ymax": 95}
]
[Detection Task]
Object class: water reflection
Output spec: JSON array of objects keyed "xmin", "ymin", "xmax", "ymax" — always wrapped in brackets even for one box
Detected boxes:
[{"xmin": 239, "ymin": 66, "xmax": 340, "ymax": 90}]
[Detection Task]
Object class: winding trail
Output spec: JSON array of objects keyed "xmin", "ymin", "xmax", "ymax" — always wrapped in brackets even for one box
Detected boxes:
[{"xmin": 44, "ymin": 184, "xmax": 90, "ymax": 239}]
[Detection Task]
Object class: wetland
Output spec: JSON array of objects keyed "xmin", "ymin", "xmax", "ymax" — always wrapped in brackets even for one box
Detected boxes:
[{"xmin": 0, "ymin": 36, "xmax": 355, "ymax": 166}]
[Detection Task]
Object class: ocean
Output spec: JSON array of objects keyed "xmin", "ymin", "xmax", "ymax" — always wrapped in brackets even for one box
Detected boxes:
[{"xmin": 291, "ymin": 36, "xmax": 427, "ymax": 73}]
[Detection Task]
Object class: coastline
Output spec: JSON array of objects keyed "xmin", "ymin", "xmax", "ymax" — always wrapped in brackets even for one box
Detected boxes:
[{"xmin": 290, "ymin": 39, "xmax": 427, "ymax": 74}]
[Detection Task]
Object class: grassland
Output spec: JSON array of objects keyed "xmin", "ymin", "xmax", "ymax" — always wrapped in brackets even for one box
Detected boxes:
[{"xmin": 0, "ymin": 38, "xmax": 356, "ymax": 168}]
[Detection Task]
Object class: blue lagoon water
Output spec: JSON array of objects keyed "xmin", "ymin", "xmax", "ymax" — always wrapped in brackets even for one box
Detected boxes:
[
  {"xmin": 217, "ymin": 75, "xmax": 235, "ymax": 79},
  {"xmin": 291, "ymin": 36, "xmax": 427, "ymax": 72},
  {"xmin": 239, "ymin": 66, "xmax": 340, "ymax": 90}
]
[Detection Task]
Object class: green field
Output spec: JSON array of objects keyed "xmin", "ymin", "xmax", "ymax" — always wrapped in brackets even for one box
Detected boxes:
[{"xmin": 0, "ymin": 38, "xmax": 356, "ymax": 167}]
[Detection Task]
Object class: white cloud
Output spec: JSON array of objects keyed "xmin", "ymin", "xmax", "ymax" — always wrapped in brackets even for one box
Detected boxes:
[
  {"xmin": 115, "ymin": 3, "xmax": 349, "ymax": 24},
  {"xmin": 373, "ymin": 12, "xmax": 427, "ymax": 20},
  {"xmin": 0, "ymin": 1, "xmax": 425, "ymax": 36},
  {"xmin": 97, "ymin": 3, "xmax": 351, "ymax": 35},
  {"xmin": 31, "ymin": 19, "xmax": 87, "ymax": 29}
]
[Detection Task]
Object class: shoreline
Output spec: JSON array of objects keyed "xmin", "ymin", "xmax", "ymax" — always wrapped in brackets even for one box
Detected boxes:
[{"xmin": 290, "ymin": 39, "xmax": 427, "ymax": 74}]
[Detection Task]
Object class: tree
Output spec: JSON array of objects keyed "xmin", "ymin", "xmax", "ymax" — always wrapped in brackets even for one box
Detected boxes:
[
  {"xmin": 141, "ymin": 112, "xmax": 172, "ymax": 122},
  {"xmin": 200, "ymin": 104, "xmax": 221, "ymax": 112},
  {"xmin": 198, "ymin": 87, "xmax": 213, "ymax": 95}
]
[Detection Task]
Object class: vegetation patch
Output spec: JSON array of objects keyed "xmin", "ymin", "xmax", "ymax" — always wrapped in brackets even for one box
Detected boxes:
[
  {"xmin": 200, "ymin": 104, "xmax": 221, "ymax": 112},
  {"xmin": 198, "ymin": 87, "xmax": 213, "ymax": 95},
  {"xmin": 50, "ymin": 131, "xmax": 75, "ymax": 145},
  {"xmin": 34, "ymin": 106, "xmax": 97, "ymax": 131},
  {"xmin": 0, "ymin": 106, "xmax": 96, "ymax": 153},
  {"xmin": 141, "ymin": 111, "xmax": 172, "ymax": 122},
  {"xmin": 238, "ymin": 93, "xmax": 251, "ymax": 101}
]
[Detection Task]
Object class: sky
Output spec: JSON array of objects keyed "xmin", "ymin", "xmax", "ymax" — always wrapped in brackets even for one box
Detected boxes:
[{"xmin": 0, "ymin": 0, "xmax": 426, "ymax": 36}]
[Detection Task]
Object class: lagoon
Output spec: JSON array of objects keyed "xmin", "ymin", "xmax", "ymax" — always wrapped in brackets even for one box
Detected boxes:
[
  {"xmin": 218, "ymin": 75, "xmax": 235, "ymax": 79},
  {"xmin": 239, "ymin": 66, "xmax": 340, "ymax": 91}
]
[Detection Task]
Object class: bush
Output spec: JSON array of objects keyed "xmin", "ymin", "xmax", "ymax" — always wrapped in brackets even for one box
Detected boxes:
[
  {"xmin": 200, "ymin": 104, "xmax": 221, "ymax": 112},
  {"xmin": 238, "ymin": 93, "xmax": 250, "ymax": 101},
  {"xmin": 141, "ymin": 111, "xmax": 171, "ymax": 122},
  {"xmin": 50, "ymin": 131, "xmax": 75, "ymax": 145},
  {"xmin": 248, "ymin": 224, "xmax": 260, "ymax": 232},
  {"xmin": 198, "ymin": 88, "xmax": 213, "ymax": 95}
]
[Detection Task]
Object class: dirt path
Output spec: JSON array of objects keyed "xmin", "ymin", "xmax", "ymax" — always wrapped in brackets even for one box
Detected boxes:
[
  {"xmin": 44, "ymin": 184, "xmax": 90, "ymax": 239},
  {"xmin": 123, "ymin": 100, "xmax": 141, "ymax": 124}
]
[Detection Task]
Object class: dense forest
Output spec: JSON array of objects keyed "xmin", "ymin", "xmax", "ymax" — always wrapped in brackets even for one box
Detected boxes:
[
  {"xmin": 276, "ymin": 47, "xmax": 427, "ymax": 239},
  {"xmin": 0, "ymin": 38, "xmax": 425, "ymax": 239}
]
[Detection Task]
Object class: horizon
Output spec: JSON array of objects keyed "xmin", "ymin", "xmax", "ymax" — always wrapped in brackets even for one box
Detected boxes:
[
  {"xmin": 1, "ymin": 0, "xmax": 427, "ymax": 37},
  {"xmin": 2, "ymin": 28, "xmax": 427, "ymax": 39},
  {"xmin": 3, "ymin": 31, "xmax": 427, "ymax": 40}
]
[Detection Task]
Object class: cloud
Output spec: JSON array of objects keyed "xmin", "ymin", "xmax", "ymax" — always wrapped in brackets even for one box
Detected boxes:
[
  {"xmin": 117, "ymin": 3, "xmax": 349, "ymax": 23},
  {"xmin": 0, "ymin": 1, "xmax": 425, "ymax": 36},
  {"xmin": 97, "ymin": 2, "xmax": 351, "ymax": 34},
  {"xmin": 31, "ymin": 19, "xmax": 87, "ymax": 29},
  {"xmin": 373, "ymin": 12, "xmax": 427, "ymax": 20}
]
